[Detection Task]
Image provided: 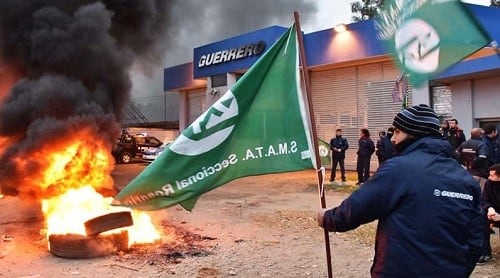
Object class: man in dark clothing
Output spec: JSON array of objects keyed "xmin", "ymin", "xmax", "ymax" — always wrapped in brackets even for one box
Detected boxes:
[
  {"xmin": 440, "ymin": 119, "xmax": 450, "ymax": 139},
  {"xmin": 478, "ymin": 163, "xmax": 500, "ymax": 265},
  {"xmin": 376, "ymin": 127, "xmax": 395, "ymax": 165},
  {"xmin": 317, "ymin": 105, "xmax": 482, "ymax": 277},
  {"xmin": 482, "ymin": 124, "xmax": 499, "ymax": 165},
  {"xmin": 356, "ymin": 128, "xmax": 375, "ymax": 185},
  {"xmin": 375, "ymin": 131, "xmax": 385, "ymax": 164},
  {"xmin": 456, "ymin": 128, "xmax": 490, "ymax": 188},
  {"xmin": 329, "ymin": 129, "xmax": 349, "ymax": 182},
  {"xmin": 446, "ymin": 118, "xmax": 466, "ymax": 149}
]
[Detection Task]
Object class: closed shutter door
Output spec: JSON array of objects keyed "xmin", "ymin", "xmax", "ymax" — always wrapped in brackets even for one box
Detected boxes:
[
  {"xmin": 187, "ymin": 90, "xmax": 206, "ymax": 125},
  {"xmin": 365, "ymin": 62, "xmax": 411, "ymax": 170},
  {"xmin": 311, "ymin": 67, "xmax": 358, "ymax": 169},
  {"xmin": 311, "ymin": 61, "xmax": 408, "ymax": 171},
  {"xmin": 358, "ymin": 63, "xmax": 384, "ymax": 171}
]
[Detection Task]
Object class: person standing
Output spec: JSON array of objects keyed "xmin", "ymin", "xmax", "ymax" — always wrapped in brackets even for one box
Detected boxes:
[
  {"xmin": 478, "ymin": 163, "xmax": 500, "ymax": 265},
  {"xmin": 376, "ymin": 127, "xmax": 396, "ymax": 165},
  {"xmin": 456, "ymin": 128, "xmax": 490, "ymax": 189},
  {"xmin": 482, "ymin": 124, "xmax": 499, "ymax": 165},
  {"xmin": 329, "ymin": 129, "xmax": 349, "ymax": 183},
  {"xmin": 375, "ymin": 131, "xmax": 386, "ymax": 165},
  {"xmin": 317, "ymin": 104, "xmax": 483, "ymax": 277},
  {"xmin": 356, "ymin": 128, "xmax": 375, "ymax": 185},
  {"xmin": 440, "ymin": 119, "xmax": 450, "ymax": 140},
  {"xmin": 447, "ymin": 118, "xmax": 466, "ymax": 149}
]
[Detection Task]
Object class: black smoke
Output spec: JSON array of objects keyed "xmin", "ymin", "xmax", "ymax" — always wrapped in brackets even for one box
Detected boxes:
[
  {"xmin": 0, "ymin": 0, "xmax": 171, "ymax": 197},
  {"xmin": 0, "ymin": 0, "xmax": 318, "ymax": 198},
  {"xmin": 163, "ymin": 0, "xmax": 318, "ymax": 66}
]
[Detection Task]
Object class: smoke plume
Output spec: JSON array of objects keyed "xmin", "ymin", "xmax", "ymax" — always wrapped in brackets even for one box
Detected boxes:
[
  {"xmin": 163, "ymin": 0, "xmax": 318, "ymax": 66},
  {"xmin": 0, "ymin": 0, "xmax": 171, "ymax": 197},
  {"xmin": 0, "ymin": 0, "xmax": 318, "ymax": 198}
]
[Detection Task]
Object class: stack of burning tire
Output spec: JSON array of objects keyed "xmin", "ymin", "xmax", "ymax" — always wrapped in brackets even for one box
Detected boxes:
[{"xmin": 48, "ymin": 211, "xmax": 134, "ymax": 259}]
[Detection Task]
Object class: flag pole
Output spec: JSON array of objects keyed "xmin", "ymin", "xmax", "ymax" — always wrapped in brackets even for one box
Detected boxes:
[{"xmin": 293, "ymin": 11, "xmax": 333, "ymax": 278}]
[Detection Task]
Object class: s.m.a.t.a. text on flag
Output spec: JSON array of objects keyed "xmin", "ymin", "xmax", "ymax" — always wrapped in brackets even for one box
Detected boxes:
[
  {"xmin": 375, "ymin": 0, "xmax": 490, "ymax": 86},
  {"xmin": 113, "ymin": 25, "xmax": 314, "ymax": 211}
]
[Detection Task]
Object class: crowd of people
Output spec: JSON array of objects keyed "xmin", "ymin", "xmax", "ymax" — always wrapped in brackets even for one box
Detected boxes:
[{"xmin": 323, "ymin": 104, "xmax": 500, "ymax": 276}]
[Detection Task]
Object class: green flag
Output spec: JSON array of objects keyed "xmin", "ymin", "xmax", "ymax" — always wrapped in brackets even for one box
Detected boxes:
[
  {"xmin": 318, "ymin": 138, "xmax": 331, "ymax": 167},
  {"xmin": 376, "ymin": 0, "xmax": 491, "ymax": 86},
  {"xmin": 113, "ymin": 25, "xmax": 314, "ymax": 211}
]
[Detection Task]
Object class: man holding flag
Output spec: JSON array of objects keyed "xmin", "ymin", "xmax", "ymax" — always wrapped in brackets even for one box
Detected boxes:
[
  {"xmin": 317, "ymin": 104, "xmax": 483, "ymax": 277},
  {"xmin": 317, "ymin": 0, "xmax": 491, "ymax": 276}
]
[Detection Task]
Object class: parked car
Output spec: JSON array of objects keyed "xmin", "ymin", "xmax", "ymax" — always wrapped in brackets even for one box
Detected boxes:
[
  {"xmin": 112, "ymin": 132, "xmax": 163, "ymax": 164},
  {"xmin": 142, "ymin": 143, "xmax": 170, "ymax": 163}
]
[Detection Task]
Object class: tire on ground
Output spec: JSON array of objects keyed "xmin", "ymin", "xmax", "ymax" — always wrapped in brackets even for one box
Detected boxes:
[
  {"xmin": 48, "ymin": 231, "xmax": 128, "ymax": 259},
  {"xmin": 120, "ymin": 152, "xmax": 133, "ymax": 163},
  {"xmin": 84, "ymin": 211, "xmax": 133, "ymax": 236}
]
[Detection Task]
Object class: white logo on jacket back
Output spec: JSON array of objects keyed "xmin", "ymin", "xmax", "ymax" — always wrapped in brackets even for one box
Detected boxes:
[{"xmin": 433, "ymin": 189, "xmax": 473, "ymax": 201}]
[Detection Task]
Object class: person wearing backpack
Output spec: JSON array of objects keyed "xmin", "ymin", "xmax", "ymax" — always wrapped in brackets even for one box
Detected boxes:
[{"xmin": 456, "ymin": 128, "xmax": 490, "ymax": 189}]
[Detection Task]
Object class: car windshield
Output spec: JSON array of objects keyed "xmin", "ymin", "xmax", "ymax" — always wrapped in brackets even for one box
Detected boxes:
[{"xmin": 158, "ymin": 143, "xmax": 170, "ymax": 151}]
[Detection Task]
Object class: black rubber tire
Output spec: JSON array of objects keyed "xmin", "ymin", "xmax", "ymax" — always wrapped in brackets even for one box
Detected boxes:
[
  {"xmin": 120, "ymin": 152, "xmax": 133, "ymax": 164},
  {"xmin": 48, "ymin": 230, "xmax": 128, "ymax": 259},
  {"xmin": 84, "ymin": 211, "xmax": 133, "ymax": 236}
]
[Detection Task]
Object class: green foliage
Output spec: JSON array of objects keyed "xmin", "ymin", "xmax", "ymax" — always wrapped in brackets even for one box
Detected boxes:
[{"xmin": 350, "ymin": 0, "xmax": 385, "ymax": 22}]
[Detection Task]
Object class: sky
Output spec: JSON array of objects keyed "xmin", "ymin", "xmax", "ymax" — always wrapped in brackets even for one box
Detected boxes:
[{"xmin": 314, "ymin": 0, "xmax": 490, "ymax": 33}]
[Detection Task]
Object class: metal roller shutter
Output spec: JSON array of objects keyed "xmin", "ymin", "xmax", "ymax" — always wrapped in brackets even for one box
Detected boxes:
[
  {"xmin": 311, "ymin": 61, "xmax": 410, "ymax": 172},
  {"xmin": 311, "ymin": 67, "xmax": 358, "ymax": 170}
]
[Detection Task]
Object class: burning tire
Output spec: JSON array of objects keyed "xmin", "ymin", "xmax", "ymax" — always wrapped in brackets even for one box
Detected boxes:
[
  {"xmin": 48, "ymin": 230, "xmax": 128, "ymax": 259},
  {"xmin": 84, "ymin": 211, "xmax": 133, "ymax": 236},
  {"xmin": 119, "ymin": 152, "xmax": 133, "ymax": 164}
]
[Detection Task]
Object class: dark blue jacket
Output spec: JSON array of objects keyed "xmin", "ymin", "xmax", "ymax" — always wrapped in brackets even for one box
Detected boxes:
[
  {"xmin": 323, "ymin": 137, "xmax": 483, "ymax": 277},
  {"xmin": 376, "ymin": 135, "xmax": 395, "ymax": 161},
  {"xmin": 482, "ymin": 134, "xmax": 499, "ymax": 165},
  {"xmin": 357, "ymin": 136, "xmax": 375, "ymax": 158},
  {"xmin": 457, "ymin": 137, "xmax": 490, "ymax": 178},
  {"xmin": 330, "ymin": 136, "xmax": 349, "ymax": 159}
]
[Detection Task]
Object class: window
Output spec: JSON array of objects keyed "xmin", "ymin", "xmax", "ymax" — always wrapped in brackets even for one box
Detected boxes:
[
  {"xmin": 211, "ymin": 74, "xmax": 227, "ymax": 87},
  {"xmin": 134, "ymin": 136, "xmax": 145, "ymax": 144}
]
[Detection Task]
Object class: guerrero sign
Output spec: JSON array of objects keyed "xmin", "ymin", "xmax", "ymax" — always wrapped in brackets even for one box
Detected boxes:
[{"xmin": 198, "ymin": 41, "xmax": 266, "ymax": 68}]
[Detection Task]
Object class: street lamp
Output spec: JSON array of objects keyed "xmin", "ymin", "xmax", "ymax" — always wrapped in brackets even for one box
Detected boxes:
[{"xmin": 334, "ymin": 23, "xmax": 347, "ymax": 33}]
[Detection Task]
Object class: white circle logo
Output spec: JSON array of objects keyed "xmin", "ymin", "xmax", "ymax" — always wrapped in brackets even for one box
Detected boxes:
[
  {"xmin": 170, "ymin": 91, "xmax": 239, "ymax": 156},
  {"xmin": 395, "ymin": 18, "xmax": 440, "ymax": 73},
  {"xmin": 433, "ymin": 189, "xmax": 441, "ymax": 197},
  {"xmin": 319, "ymin": 145, "xmax": 329, "ymax": 157}
]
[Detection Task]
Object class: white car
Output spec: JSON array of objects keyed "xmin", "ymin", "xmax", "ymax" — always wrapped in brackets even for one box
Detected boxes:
[{"xmin": 142, "ymin": 143, "xmax": 169, "ymax": 163}]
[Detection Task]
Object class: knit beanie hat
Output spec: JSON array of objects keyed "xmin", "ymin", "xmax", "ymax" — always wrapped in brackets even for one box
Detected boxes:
[{"xmin": 392, "ymin": 104, "xmax": 441, "ymax": 137}]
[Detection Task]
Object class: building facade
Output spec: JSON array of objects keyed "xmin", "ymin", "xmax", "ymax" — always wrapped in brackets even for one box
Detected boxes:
[{"xmin": 164, "ymin": 4, "xmax": 500, "ymax": 169}]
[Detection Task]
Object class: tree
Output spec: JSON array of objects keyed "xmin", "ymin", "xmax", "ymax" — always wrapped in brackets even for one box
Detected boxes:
[{"xmin": 351, "ymin": 0, "xmax": 385, "ymax": 22}]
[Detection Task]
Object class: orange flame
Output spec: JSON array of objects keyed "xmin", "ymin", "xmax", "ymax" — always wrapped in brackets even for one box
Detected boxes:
[
  {"xmin": 0, "ymin": 62, "xmax": 22, "ymax": 105},
  {"xmin": 42, "ymin": 186, "xmax": 160, "ymax": 246},
  {"xmin": 36, "ymin": 130, "xmax": 160, "ymax": 246}
]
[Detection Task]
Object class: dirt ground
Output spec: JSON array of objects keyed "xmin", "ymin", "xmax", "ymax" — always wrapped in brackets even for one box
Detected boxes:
[{"xmin": 0, "ymin": 168, "xmax": 498, "ymax": 277}]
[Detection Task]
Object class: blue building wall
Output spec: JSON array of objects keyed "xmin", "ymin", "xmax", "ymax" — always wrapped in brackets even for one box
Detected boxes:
[
  {"xmin": 304, "ymin": 19, "xmax": 386, "ymax": 67},
  {"xmin": 164, "ymin": 3, "xmax": 500, "ymax": 91}
]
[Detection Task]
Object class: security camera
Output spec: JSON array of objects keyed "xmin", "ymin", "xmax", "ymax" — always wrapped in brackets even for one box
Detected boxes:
[{"xmin": 208, "ymin": 88, "xmax": 219, "ymax": 96}]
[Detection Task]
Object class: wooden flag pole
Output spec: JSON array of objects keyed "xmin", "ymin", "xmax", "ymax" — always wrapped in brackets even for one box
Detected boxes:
[{"xmin": 293, "ymin": 11, "xmax": 333, "ymax": 278}]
